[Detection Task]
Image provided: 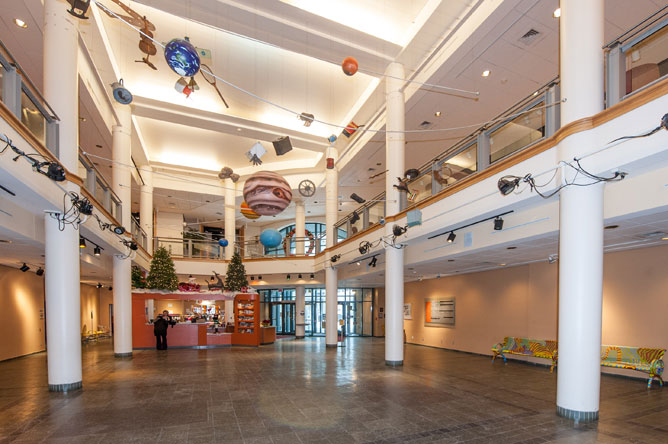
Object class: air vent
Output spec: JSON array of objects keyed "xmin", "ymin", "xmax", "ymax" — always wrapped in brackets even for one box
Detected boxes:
[
  {"xmin": 518, "ymin": 28, "xmax": 541, "ymax": 46},
  {"xmin": 419, "ymin": 120, "xmax": 434, "ymax": 129}
]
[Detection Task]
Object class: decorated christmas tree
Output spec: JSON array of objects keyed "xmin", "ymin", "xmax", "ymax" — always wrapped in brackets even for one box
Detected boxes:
[
  {"xmin": 224, "ymin": 251, "xmax": 248, "ymax": 291},
  {"xmin": 131, "ymin": 265, "xmax": 147, "ymax": 289},
  {"xmin": 146, "ymin": 246, "xmax": 178, "ymax": 291}
]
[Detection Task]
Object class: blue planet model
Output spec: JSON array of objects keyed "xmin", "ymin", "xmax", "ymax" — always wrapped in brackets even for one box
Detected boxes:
[
  {"xmin": 259, "ymin": 229, "xmax": 282, "ymax": 248},
  {"xmin": 218, "ymin": 239, "xmax": 229, "ymax": 247},
  {"xmin": 164, "ymin": 38, "xmax": 200, "ymax": 77}
]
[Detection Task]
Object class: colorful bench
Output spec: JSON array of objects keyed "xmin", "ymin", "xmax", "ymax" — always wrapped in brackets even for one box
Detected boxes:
[
  {"xmin": 601, "ymin": 345, "xmax": 665, "ymax": 388},
  {"xmin": 492, "ymin": 337, "xmax": 558, "ymax": 372}
]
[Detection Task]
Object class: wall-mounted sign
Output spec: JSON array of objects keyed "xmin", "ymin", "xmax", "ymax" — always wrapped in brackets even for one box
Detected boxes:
[
  {"xmin": 403, "ymin": 303, "xmax": 412, "ymax": 320},
  {"xmin": 424, "ymin": 298, "xmax": 455, "ymax": 327}
]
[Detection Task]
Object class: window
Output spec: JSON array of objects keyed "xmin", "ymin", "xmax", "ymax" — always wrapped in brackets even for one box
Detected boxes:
[{"xmin": 489, "ymin": 102, "xmax": 545, "ymax": 163}]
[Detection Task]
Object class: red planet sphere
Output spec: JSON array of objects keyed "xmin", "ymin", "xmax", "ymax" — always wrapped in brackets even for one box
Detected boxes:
[{"xmin": 341, "ymin": 56, "xmax": 358, "ymax": 76}]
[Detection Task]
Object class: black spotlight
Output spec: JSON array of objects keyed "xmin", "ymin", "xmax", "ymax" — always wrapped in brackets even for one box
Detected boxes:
[
  {"xmin": 369, "ymin": 256, "xmax": 377, "ymax": 268},
  {"xmin": 287, "ymin": 274, "xmax": 291, "ymax": 280},
  {"xmin": 96, "ymin": 283, "xmax": 102, "ymax": 289},
  {"xmin": 494, "ymin": 217, "xmax": 504, "ymax": 231},
  {"xmin": 112, "ymin": 226, "xmax": 126, "ymax": 235},
  {"xmin": 66, "ymin": 0, "xmax": 90, "ymax": 19},
  {"xmin": 79, "ymin": 237, "xmax": 86, "ymax": 248},
  {"xmin": 36, "ymin": 267, "xmax": 44, "ymax": 276},
  {"xmin": 258, "ymin": 275, "xmax": 262, "ymax": 280},
  {"xmin": 498, "ymin": 175, "xmax": 522, "ymax": 196},
  {"xmin": 350, "ymin": 193, "xmax": 366, "ymax": 204},
  {"xmin": 20, "ymin": 263, "xmax": 30, "ymax": 272},
  {"xmin": 310, "ymin": 273, "xmax": 315, "ymax": 279},
  {"xmin": 404, "ymin": 168, "xmax": 420, "ymax": 180},
  {"xmin": 392, "ymin": 225, "xmax": 407, "ymax": 237},
  {"xmin": 94, "ymin": 246, "xmax": 101, "ymax": 256},
  {"xmin": 349, "ymin": 211, "xmax": 360, "ymax": 225},
  {"xmin": 108, "ymin": 286, "xmax": 113, "ymax": 291},
  {"xmin": 74, "ymin": 196, "xmax": 93, "ymax": 215},
  {"xmin": 298, "ymin": 274, "xmax": 303, "ymax": 279},
  {"xmin": 447, "ymin": 232, "xmax": 456, "ymax": 243},
  {"xmin": 331, "ymin": 254, "xmax": 341, "ymax": 263},
  {"xmin": 128, "ymin": 241, "xmax": 138, "ymax": 251},
  {"xmin": 44, "ymin": 162, "xmax": 67, "ymax": 181},
  {"xmin": 358, "ymin": 241, "xmax": 371, "ymax": 255}
]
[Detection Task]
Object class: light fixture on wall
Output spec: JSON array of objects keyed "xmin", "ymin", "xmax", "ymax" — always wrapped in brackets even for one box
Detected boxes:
[
  {"xmin": 20, "ymin": 263, "xmax": 30, "ymax": 272},
  {"xmin": 392, "ymin": 225, "xmax": 407, "ymax": 237},
  {"xmin": 494, "ymin": 217, "xmax": 504, "ymax": 231},
  {"xmin": 358, "ymin": 241, "xmax": 371, "ymax": 255},
  {"xmin": 447, "ymin": 232, "xmax": 456, "ymax": 243},
  {"xmin": 330, "ymin": 254, "xmax": 341, "ymax": 263},
  {"xmin": 497, "ymin": 175, "xmax": 522, "ymax": 195},
  {"xmin": 36, "ymin": 267, "xmax": 44, "ymax": 276}
]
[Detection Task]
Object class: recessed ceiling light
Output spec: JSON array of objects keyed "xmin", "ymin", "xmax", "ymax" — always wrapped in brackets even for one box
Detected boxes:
[
  {"xmin": 553, "ymin": 8, "xmax": 561, "ymax": 18},
  {"xmin": 237, "ymin": 128, "xmax": 242, "ymax": 132},
  {"xmin": 499, "ymin": 263, "xmax": 506, "ymax": 266},
  {"xmin": 14, "ymin": 18, "xmax": 27, "ymax": 28},
  {"xmin": 434, "ymin": 111, "xmax": 442, "ymax": 117},
  {"xmin": 481, "ymin": 70, "xmax": 491, "ymax": 77}
]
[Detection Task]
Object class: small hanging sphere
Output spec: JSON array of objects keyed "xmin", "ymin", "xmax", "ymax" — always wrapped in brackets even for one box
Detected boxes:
[
  {"xmin": 218, "ymin": 239, "xmax": 229, "ymax": 247},
  {"xmin": 240, "ymin": 201, "xmax": 261, "ymax": 220},
  {"xmin": 164, "ymin": 38, "xmax": 201, "ymax": 77},
  {"xmin": 259, "ymin": 229, "xmax": 282, "ymax": 248},
  {"xmin": 341, "ymin": 57, "xmax": 358, "ymax": 76}
]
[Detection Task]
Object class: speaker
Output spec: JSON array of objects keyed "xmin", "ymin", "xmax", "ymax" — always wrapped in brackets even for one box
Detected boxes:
[{"xmin": 272, "ymin": 136, "xmax": 293, "ymax": 156}]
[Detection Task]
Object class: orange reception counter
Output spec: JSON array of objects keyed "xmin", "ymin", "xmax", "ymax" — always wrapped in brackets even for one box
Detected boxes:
[{"xmin": 132, "ymin": 292, "xmax": 265, "ymax": 349}]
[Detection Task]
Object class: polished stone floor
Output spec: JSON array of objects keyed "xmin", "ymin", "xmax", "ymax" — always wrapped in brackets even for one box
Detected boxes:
[{"xmin": 0, "ymin": 338, "xmax": 666, "ymax": 443}]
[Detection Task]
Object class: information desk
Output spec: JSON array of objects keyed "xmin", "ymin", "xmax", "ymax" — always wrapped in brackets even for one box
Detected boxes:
[{"xmin": 133, "ymin": 323, "xmax": 232, "ymax": 349}]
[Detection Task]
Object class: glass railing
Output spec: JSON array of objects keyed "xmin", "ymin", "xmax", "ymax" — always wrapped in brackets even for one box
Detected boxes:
[
  {"xmin": 0, "ymin": 39, "xmax": 60, "ymax": 157},
  {"xmin": 131, "ymin": 216, "xmax": 148, "ymax": 251},
  {"xmin": 78, "ymin": 151, "xmax": 123, "ymax": 222},
  {"xmin": 334, "ymin": 78, "xmax": 560, "ymax": 242},
  {"xmin": 605, "ymin": 8, "xmax": 668, "ymax": 106}
]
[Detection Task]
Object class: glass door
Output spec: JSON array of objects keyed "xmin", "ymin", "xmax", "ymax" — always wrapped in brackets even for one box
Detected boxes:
[{"xmin": 270, "ymin": 303, "xmax": 296, "ymax": 335}]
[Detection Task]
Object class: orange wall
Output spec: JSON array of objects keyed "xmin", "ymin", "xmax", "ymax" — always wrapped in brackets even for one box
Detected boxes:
[
  {"xmin": 99, "ymin": 289, "xmax": 113, "ymax": 331},
  {"xmin": 80, "ymin": 284, "xmax": 100, "ymax": 334},
  {"xmin": 0, "ymin": 264, "xmax": 46, "ymax": 361},
  {"xmin": 403, "ymin": 245, "xmax": 668, "ymax": 360}
]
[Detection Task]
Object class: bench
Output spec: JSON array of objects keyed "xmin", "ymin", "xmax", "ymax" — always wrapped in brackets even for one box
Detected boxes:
[
  {"xmin": 492, "ymin": 337, "xmax": 558, "ymax": 372},
  {"xmin": 601, "ymin": 345, "xmax": 665, "ymax": 388}
]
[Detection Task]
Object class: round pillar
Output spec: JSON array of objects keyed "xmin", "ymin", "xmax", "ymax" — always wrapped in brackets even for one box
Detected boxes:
[
  {"xmin": 295, "ymin": 285, "xmax": 305, "ymax": 338},
  {"xmin": 224, "ymin": 179, "xmax": 236, "ymax": 260},
  {"xmin": 325, "ymin": 146, "xmax": 339, "ymax": 347},
  {"xmin": 384, "ymin": 62, "xmax": 406, "ymax": 366},
  {"xmin": 295, "ymin": 200, "xmax": 305, "ymax": 256},
  {"xmin": 140, "ymin": 166, "xmax": 153, "ymax": 254},
  {"xmin": 325, "ymin": 266, "xmax": 338, "ymax": 347}
]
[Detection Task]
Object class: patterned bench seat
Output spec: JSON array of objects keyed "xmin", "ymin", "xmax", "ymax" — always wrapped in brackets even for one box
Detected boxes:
[
  {"xmin": 492, "ymin": 337, "xmax": 558, "ymax": 372},
  {"xmin": 601, "ymin": 345, "xmax": 665, "ymax": 388}
]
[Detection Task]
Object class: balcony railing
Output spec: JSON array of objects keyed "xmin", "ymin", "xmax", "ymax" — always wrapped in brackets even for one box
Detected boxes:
[
  {"xmin": 131, "ymin": 216, "xmax": 148, "ymax": 251},
  {"xmin": 78, "ymin": 151, "xmax": 123, "ymax": 222}
]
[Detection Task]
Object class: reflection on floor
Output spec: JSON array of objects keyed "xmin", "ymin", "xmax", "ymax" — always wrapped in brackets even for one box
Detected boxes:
[{"xmin": 0, "ymin": 338, "xmax": 666, "ymax": 443}]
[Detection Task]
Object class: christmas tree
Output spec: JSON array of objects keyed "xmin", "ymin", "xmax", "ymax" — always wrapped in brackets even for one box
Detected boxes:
[
  {"xmin": 224, "ymin": 251, "xmax": 248, "ymax": 291},
  {"xmin": 131, "ymin": 265, "xmax": 147, "ymax": 289},
  {"xmin": 146, "ymin": 246, "xmax": 179, "ymax": 291}
]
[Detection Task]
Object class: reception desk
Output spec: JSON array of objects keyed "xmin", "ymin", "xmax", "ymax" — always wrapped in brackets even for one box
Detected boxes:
[{"xmin": 133, "ymin": 322, "xmax": 232, "ymax": 349}]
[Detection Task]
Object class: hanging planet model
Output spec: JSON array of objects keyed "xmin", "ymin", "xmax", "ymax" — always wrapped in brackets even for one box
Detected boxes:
[
  {"xmin": 240, "ymin": 201, "xmax": 261, "ymax": 220},
  {"xmin": 259, "ymin": 229, "xmax": 282, "ymax": 248},
  {"xmin": 164, "ymin": 38, "xmax": 200, "ymax": 77},
  {"xmin": 218, "ymin": 239, "xmax": 229, "ymax": 247},
  {"xmin": 242, "ymin": 171, "xmax": 293, "ymax": 216},
  {"xmin": 341, "ymin": 56, "xmax": 358, "ymax": 76}
]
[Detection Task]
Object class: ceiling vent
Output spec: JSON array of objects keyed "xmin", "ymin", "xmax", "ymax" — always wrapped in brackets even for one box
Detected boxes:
[{"xmin": 518, "ymin": 28, "xmax": 541, "ymax": 46}]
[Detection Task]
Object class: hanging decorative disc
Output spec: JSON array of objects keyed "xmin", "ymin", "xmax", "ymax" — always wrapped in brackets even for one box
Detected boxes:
[
  {"xmin": 298, "ymin": 179, "xmax": 316, "ymax": 197},
  {"xmin": 164, "ymin": 38, "xmax": 200, "ymax": 77}
]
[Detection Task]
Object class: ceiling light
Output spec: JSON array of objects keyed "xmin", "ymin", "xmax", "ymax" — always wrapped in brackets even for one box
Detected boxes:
[
  {"xmin": 14, "ymin": 18, "xmax": 27, "ymax": 28},
  {"xmin": 482, "ymin": 70, "xmax": 491, "ymax": 77},
  {"xmin": 36, "ymin": 267, "xmax": 44, "ymax": 276},
  {"xmin": 447, "ymin": 232, "xmax": 456, "ymax": 243},
  {"xmin": 498, "ymin": 263, "xmax": 506, "ymax": 266},
  {"xmin": 94, "ymin": 246, "xmax": 101, "ymax": 256},
  {"xmin": 553, "ymin": 8, "xmax": 561, "ymax": 18},
  {"xmin": 310, "ymin": 273, "xmax": 315, "ymax": 279},
  {"xmin": 663, "ymin": 237, "xmax": 668, "ymax": 241},
  {"xmin": 494, "ymin": 217, "xmax": 504, "ymax": 231},
  {"xmin": 298, "ymin": 274, "xmax": 303, "ymax": 279},
  {"xmin": 79, "ymin": 237, "xmax": 86, "ymax": 248},
  {"xmin": 66, "ymin": 0, "xmax": 91, "ymax": 19},
  {"xmin": 20, "ymin": 263, "xmax": 30, "ymax": 272},
  {"xmin": 434, "ymin": 111, "xmax": 442, "ymax": 117}
]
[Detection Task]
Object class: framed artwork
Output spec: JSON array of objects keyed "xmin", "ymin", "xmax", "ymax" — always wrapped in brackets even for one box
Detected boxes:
[
  {"xmin": 424, "ymin": 298, "xmax": 455, "ymax": 327},
  {"xmin": 403, "ymin": 303, "xmax": 412, "ymax": 320}
]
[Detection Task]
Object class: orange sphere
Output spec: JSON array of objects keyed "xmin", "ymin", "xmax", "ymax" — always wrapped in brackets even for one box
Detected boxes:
[
  {"xmin": 240, "ymin": 201, "xmax": 260, "ymax": 220},
  {"xmin": 341, "ymin": 57, "xmax": 358, "ymax": 76}
]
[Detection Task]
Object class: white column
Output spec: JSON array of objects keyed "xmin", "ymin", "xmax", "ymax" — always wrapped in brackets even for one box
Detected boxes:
[
  {"xmin": 384, "ymin": 62, "xmax": 405, "ymax": 366},
  {"xmin": 147, "ymin": 299, "xmax": 155, "ymax": 322},
  {"xmin": 45, "ymin": 213, "xmax": 82, "ymax": 391},
  {"xmin": 295, "ymin": 285, "xmax": 305, "ymax": 338},
  {"xmin": 112, "ymin": 104, "xmax": 133, "ymax": 358},
  {"xmin": 42, "ymin": 0, "xmax": 82, "ymax": 392},
  {"xmin": 224, "ymin": 179, "xmax": 236, "ymax": 260},
  {"xmin": 140, "ymin": 166, "xmax": 153, "ymax": 254},
  {"xmin": 225, "ymin": 299, "xmax": 234, "ymax": 324},
  {"xmin": 325, "ymin": 147, "xmax": 339, "ymax": 347},
  {"xmin": 295, "ymin": 200, "xmax": 305, "ymax": 256},
  {"xmin": 556, "ymin": 0, "xmax": 605, "ymax": 422}
]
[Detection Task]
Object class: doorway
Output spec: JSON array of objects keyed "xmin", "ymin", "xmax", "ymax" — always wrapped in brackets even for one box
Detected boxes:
[{"xmin": 270, "ymin": 302, "xmax": 295, "ymax": 335}]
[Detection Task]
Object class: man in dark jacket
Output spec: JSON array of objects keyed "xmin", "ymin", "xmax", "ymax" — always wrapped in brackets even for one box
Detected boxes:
[{"xmin": 154, "ymin": 314, "xmax": 169, "ymax": 350}]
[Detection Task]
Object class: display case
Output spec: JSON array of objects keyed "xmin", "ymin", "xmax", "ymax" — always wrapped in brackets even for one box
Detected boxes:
[{"xmin": 232, "ymin": 293, "xmax": 260, "ymax": 346}]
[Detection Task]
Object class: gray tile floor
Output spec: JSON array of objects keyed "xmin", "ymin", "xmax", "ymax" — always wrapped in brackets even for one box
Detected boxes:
[{"xmin": 0, "ymin": 338, "xmax": 666, "ymax": 443}]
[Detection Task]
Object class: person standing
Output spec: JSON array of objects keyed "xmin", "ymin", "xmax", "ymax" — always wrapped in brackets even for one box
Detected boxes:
[{"xmin": 154, "ymin": 314, "xmax": 169, "ymax": 350}]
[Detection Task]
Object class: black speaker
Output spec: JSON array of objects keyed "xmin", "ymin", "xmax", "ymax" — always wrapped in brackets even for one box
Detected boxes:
[{"xmin": 272, "ymin": 136, "xmax": 293, "ymax": 156}]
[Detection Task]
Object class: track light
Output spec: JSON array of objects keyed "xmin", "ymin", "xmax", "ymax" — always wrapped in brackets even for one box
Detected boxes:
[
  {"xmin": 36, "ymin": 267, "xmax": 44, "ymax": 276},
  {"xmin": 298, "ymin": 274, "xmax": 302, "ymax": 279},
  {"xmin": 20, "ymin": 263, "xmax": 30, "ymax": 272},
  {"xmin": 350, "ymin": 193, "xmax": 366, "ymax": 204},
  {"xmin": 392, "ymin": 225, "xmax": 407, "ymax": 237},
  {"xmin": 79, "ymin": 237, "xmax": 86, "ymax": 248},
  {"xmin": 112, "ymin": 225, "xmax": 126, "ymax": 235},
  {"xmin": 310, "ymin": 273, "xmax": 315, "ymax": 279},
  {"xmin": 369, "ymin": 256, "xmax": 377, "ymax": 268},
  {"xmin": 494, "ymin": 217, "xmax": 504, "ymax": 231},
  {"xmin": 349, "ymin": 211, "xmax": 360, "ymax": 225},
  {"xmin": 497, "ymin": 175, "xmax": 522, "ymax": 195},
  {"xmin": 331, "ymin": 254, "xmax": 341, "ymax": 263},
  {"xmin": 447, "ymin": 232, "xmax": 456, "ymax": 243},
  {"xmin": 94, "ymin": 246, "xmax": 101, "ymax": 256},
  {"xmin": 287, "ymin": 274, "xmax": 291, "ymax": 280}
]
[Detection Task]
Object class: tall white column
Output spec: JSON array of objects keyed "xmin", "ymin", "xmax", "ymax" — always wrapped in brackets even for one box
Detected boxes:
[
  {"xmin": 325, "ymin": 146, "xmax": 339, "ymax": 347},
  {"xmin": 224, "ymin": 178, "xmax": 236, "ymax": 260},
  {"xmin": 112, "ymin": 104, "xmax": 133, "ymax": 358},
  {"xmin": 295, "ymin": 284, "xmax": 305, "ymax": 338},
  {"xmin": 225, "ymin": 299, "xmax": 234, "ymax": 324},
  {"xmin": 556, "ymin": 0, "xmax": 605, "ymax": 422},
  {"xmin": 42, "ymin": 0, "xmax": 82, "ymax": 392},
  {"xmin": 295, "ymin": 199, "xmax": 305, "ymax": 256},
  {"xmin": 384, "ymin": 62, "xmax": 406, "ymax": 366},
  {"xmin": 140, "ymin": 166, "xmax": 153, "ymax": 254}
]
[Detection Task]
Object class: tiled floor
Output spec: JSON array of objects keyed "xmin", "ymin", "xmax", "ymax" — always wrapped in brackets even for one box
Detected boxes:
[{"xmin": 0, "ymin": 338, "xmax": 665, "ymax": 443}]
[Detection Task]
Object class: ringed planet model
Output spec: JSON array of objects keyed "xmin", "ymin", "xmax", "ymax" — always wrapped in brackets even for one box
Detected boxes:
[
  {"xmin": 242, "ymin": 171, "xmax": 293, "ymax": 216},
  {"xmin": 240, "ymin": 201, "xmax": 261, "ymax": 220}
]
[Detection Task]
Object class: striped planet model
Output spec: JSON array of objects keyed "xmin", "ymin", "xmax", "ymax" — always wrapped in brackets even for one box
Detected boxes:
[{"xmin": 242, "ymin": 171, "xmax": 293, "ymax": 216}]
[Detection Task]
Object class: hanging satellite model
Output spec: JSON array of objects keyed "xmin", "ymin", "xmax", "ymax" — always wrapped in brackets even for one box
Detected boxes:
[
  {"xmin": 246, "ymin": 142, "xmax": 267, "ymax": 166},
  {"xmin": 99, "ymin": 0, "xmax": 158, "ymax": 70},
  {"xmin": 165, "ymin": 37, "xmax": 201, "ymax": 98}
]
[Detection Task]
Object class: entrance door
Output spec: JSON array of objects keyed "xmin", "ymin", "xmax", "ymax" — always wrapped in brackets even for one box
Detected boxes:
[{"xmin": 271, "ymin": 303, "xmax": 296, "ymax": 335}]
